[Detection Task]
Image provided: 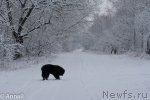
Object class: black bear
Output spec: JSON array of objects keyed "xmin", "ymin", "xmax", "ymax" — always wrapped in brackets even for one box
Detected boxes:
[{"xmin": 41, "ymin": 64, "xmax": 65, "ymax": 80}]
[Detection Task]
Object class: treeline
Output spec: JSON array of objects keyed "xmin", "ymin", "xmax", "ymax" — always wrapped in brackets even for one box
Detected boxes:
[{"xmin": 84, "ymin": 0, "xmax": 150, "ymax": 54}]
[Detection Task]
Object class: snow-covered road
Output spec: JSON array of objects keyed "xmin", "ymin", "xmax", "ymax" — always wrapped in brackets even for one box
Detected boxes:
[{"xmin": 0, "ymin": 51, "xmax": 150, "ymax": 100}]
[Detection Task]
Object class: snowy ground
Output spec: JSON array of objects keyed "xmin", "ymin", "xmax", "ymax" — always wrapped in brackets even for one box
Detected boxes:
[{"xmin": 0, "ymin": 51, "xmax": 150, "ymax": 100}]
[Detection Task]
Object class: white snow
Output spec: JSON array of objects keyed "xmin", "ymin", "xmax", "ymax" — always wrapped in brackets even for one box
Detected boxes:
[{"xmin": 0, "ymin": 51, "xmax": 150, "ymax": 100}]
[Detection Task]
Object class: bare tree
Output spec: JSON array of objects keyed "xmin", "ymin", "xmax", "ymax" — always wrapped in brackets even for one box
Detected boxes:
[{"xmin": 0, "ymin": 0, "xmax": 94, "ymax": 59}]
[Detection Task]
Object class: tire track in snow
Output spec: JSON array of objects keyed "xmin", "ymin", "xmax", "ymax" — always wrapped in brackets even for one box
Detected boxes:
[
  {"xmin": 77, "ymin": 53, "xmax": 95, "ymax": 100},
  {"xmin": 78, "ymin": 53, "xmax": 102, "ymax": 100},
  {"xmin": 27, "ymin": 81, "xmax": 62, "ymax": 100}
]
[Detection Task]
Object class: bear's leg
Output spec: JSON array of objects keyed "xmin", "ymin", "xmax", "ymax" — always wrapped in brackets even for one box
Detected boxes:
[
  {"xmin": 53, "ymin": 74, "xmax": 60, "ymax": 80},
  {"xmin": 42, "ymin": 72, "xmax": 45, "ymax": 80},
  {"xmin": 43, "ymin": 77, "xmax": 45, "ymax": 80},
  {"xmin": 45, "ymin": 73, "xmax": 49, "ymax": 80},
  {"xmin": 42, "ymin": 75, "xmax": 46, "ymax": 80},
  {"xmin": 42, "ymin": 72, "xmax": 49, "ymax": 80},
  {"xmin": 46, "ymin": 74, "xmax": 49, "ymax": 80}
]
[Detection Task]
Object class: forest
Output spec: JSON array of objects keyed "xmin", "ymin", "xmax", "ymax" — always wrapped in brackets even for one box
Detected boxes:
[{"xmin": 0, "ymin": 0, "xmax": 150, "ymax": 60}]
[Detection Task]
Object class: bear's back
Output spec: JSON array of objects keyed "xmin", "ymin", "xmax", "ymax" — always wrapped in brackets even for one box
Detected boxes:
[{"xmin": 41, "ymin": 64, "xmax": 65, "ymax": 75}]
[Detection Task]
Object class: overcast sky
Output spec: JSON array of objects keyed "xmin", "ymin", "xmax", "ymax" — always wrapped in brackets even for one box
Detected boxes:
[
  {"xmin": 97, "ymin": 0, "xmax": 116, "ymax": 16},
  {"xmin": 86, "ymin": 0, "xmax": 116, "ymax": 22}
]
